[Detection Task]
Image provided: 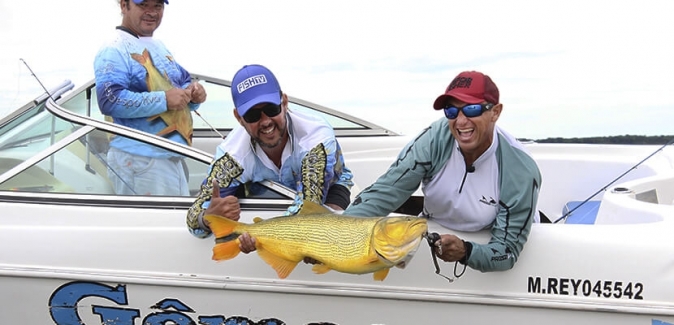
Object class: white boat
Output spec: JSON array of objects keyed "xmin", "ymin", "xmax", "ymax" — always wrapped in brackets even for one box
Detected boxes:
[{"xmin": 1, "ymin": 77, "xmax": 673, "ymax": 325}]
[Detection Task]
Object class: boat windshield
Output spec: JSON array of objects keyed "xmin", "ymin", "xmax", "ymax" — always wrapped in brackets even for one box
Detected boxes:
[
  {"xmin": 0, "ymin": 100, "xmax": 80, "ymax": 173},
  {"xmin": 0, "ymin": 93, "xmax": 293, "ymax": 202},
  {"xmin": 0, "ymin": 101, "xmax": 201, "ymax": 195},
  {"xmin": 58, "ymin": 78, "xmax": 373, "ymax": 134}
]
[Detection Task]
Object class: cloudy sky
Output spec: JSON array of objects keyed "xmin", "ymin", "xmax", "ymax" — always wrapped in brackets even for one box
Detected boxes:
[{"xmin": 1, "ymin": 0, "xmax": 673, "ymax": 139}]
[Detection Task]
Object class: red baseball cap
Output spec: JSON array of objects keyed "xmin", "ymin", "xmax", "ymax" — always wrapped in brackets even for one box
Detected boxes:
[{"xmin": 433, "ymin": 71, "xmax": 499, "ymax": 110}]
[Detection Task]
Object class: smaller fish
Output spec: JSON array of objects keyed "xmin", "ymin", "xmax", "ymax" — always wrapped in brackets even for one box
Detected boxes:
[
  {"xmin": 205, "ymin": 201, "xmax": 428, "ymax": 281},
  {"xmin": 131, "ymin": 49, "xmax": 193, "ymax": 145}
]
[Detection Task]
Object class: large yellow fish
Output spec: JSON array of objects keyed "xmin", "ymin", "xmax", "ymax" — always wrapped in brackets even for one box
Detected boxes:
[
  {"xmin": 204, "ymin": 201, "xmax": 428, "ymax": 281},
  {"xmin": 131, "ymin": 49, "xmax": 193, "ymax": 145}
]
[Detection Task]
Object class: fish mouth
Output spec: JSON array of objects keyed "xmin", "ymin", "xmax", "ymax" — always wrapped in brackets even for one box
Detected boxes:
[
  {"xmin": 372, "ymin": 217, "xmax": 428, "ymax": 266},
  {"xmin": 375, "ymin": 236, "xmax": 423, "ymax": 268}
]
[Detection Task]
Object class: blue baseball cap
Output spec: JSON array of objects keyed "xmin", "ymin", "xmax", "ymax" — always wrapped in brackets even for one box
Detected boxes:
[
  {"xmin": 132, "ymin": 0, "xmax": 169, "ymax": 4},
  {"xmin": 231, "ymin": 64, "xmax": 282, "ymax": 116}
]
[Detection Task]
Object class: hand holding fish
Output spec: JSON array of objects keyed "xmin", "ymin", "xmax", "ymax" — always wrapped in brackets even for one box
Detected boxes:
[
  {"xmin": 237, "ymin": 233, "xmax": 256, "ymax": 254},
  {"xmin": 435, "ymin": 234, "xmax": 467, "ymax": 263},
  {"xmin": 165, "ymin": 87, "xmax": 192, "ymax": 111},
  {"xmin": 204, "ymin": 180, "xmax": 241, "ymax": 221},
  {"xmin": 204, "ymin": 180, "xmax": 256, "ymax": 253},
  {"xmin": 188, "ymin": 82, "xmax": 207, "ymax": 104}
]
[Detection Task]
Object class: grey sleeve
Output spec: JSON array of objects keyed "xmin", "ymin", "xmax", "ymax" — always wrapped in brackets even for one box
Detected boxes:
[{"xmin": 344, "ymin": 127, "xmax": 435, "ymax": 217}]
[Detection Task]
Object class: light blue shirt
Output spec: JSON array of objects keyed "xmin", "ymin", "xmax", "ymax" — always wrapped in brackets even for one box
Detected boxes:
[{"xmin": 93, "ymin": 28, "xmax": 198, "ymax": 158}]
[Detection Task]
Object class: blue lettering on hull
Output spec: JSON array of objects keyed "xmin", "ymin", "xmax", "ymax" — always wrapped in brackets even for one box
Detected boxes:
[{"xmin": 48, "ymin": 281, "xmax": 336, "ymax": 325}]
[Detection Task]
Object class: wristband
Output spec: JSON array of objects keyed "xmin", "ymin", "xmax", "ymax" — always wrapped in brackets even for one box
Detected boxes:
[{"xmin": 459, "ymin": 240, "xmax": 472, "ymax": 265}]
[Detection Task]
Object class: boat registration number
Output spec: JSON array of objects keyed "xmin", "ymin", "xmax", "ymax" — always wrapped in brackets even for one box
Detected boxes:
[{"xmin": 527, "ymin": 276, "xmax": 644, "ymax": 300}]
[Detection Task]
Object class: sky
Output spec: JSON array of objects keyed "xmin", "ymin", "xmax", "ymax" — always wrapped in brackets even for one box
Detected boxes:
[{"xmin": 1, "ymin": 0, "xmax": 673, "ymax": 139}]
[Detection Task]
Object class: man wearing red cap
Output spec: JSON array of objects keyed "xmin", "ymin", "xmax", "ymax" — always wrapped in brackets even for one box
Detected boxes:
[{"xmin": 344, "ymin": 71, "xmax": 541, "ymax": 273}]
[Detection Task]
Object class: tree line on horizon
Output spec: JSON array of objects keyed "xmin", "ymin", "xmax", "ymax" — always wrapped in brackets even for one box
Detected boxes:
[{"xmin": 521, "ymin": 135, "xmax": 674, "ymax": 145}]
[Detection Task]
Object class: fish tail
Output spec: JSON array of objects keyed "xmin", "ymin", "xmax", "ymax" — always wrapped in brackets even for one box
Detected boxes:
[
  {"xmin": 130, "ymin": 53, "xmax": 145, "ymax": 65},
  {"xmin": 130, "ymin": 49, "xmax": 150, "ymax": 66},
  {"xmin": 204, "ymin": 214, "xmax": 240, "ymax": 238},
  {"xmin": 212, "ymin": 240, "xmax": 240, "ymax": 261},
  {"xmin": 205, "ymin": 214, "xmax": 244, "ymax": 261}
]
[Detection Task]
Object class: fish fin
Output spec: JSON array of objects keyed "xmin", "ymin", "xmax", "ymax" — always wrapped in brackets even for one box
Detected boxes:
[
  {"xmin": 256, "ymin": 247, "xmax": 299, "ymax": 279},
  {"xmin": 142, "ymin": 48, "xmax": 150, "ymax": 62},
  {"xmin": 253, "ymin": 217, "xmax": 264, "ymax": 223},
  {"xmin": 130, "ymin": 53, "xmax": 145, "ymax": 65},
  {"xmin": 311, "ymin": 264, "xmax": 332, "ymax": 275},
  {"xmin": 297, "ymin": 200, "xmax": 332, "ymax": 215},
  {"xmin": 153, "ymin": 124, "xmax": 176, "ymax": 136},
  {"xmin": 204, "ymin": 214, "xmax": 239, "ymax": 238},
  {"xmin": 130, "ymin": 49, "xmax": 150, "ymax": 65},
  {"xmin": 211, "ymin": 240, "xmax": 240, "ymax": 261},
  {"xmin": 373, "ymin": 268, "xmax": 390, "ymax": 281}
]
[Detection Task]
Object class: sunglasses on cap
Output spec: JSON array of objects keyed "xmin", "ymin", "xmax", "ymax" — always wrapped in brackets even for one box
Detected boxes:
[
  {"xmin": 242, "ymin": 103, "xmax": 282, "ymax": 123},
  {"xmin": 443, "ymin": 103, "xmax": 494, "ymax": 120}
]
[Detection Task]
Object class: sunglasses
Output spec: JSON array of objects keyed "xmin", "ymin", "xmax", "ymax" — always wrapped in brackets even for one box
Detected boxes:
[
  {"xmin": 443, "ymin": 103, "xmax": 494, "ymax": 120},
  {"xmin": 242, "ymin": 103, "xmax": 282, "ymax": 123}
]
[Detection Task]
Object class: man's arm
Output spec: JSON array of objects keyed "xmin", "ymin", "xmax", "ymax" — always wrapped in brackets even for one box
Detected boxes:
[
  {"xmin": 343, "ymin": 127, "xmax": 436, "ymax": 217},
  {"xmin": 186, "ymin": 152, "xmax": 244, "ymax": 238},
  {"xmin": 94, "ymin": 47, "xmax": 168, "ymax": 118},
  {"xmin": 286, "ymin": 130, "xmax": 355, "ymax": 214},
  {"xmin": 465, "ymin": 145, "xmax": 542, "ymax": 272},
  {"xmin": 324, "ymin": 139, "xmax": 353, "ymax": 210},
  {"xmin": 325, "ymin": 184, "xmax": 351, "ymax": 210},
  {"xmin": 173, "ymin": 65, "xmax": 207, "ymax": 111}
]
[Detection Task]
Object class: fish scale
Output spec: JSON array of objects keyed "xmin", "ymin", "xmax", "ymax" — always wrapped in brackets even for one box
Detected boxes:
[
  {"xmin": 205, "ymin": 201, "xmax": 428, "ymax": 280},
  {"xmin": 244, "ymin": 214, "xmax": 379, "ymax": 262}
]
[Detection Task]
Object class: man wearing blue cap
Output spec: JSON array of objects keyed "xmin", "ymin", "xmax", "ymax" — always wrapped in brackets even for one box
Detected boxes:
[
  {"xmin": 187, "ymin": 64, "xmax": 354, "ymax": 243},
  {"xmin": 94, "ymin": 0, "xmax": 206, "ymax": 196}
]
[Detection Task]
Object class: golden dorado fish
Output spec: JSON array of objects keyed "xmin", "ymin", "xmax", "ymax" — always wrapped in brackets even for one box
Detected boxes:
[
  {"xmin": 131, "ymin": 48, "xmax": 193, "ymax": 145},
  {"xmin": 204, "ymin": 201, "xmax": 428, "ymax": 281}
]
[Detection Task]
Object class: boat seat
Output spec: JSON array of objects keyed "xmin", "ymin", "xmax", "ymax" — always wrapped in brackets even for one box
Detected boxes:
[{"xmin": 562, "ymin": 201, "xmax": 601, "ymax": 224}]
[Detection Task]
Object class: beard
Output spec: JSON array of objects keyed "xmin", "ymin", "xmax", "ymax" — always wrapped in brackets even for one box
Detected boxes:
[{"xmin": 252, "ymin": 122, "xmax": 287, "ymax": 149}]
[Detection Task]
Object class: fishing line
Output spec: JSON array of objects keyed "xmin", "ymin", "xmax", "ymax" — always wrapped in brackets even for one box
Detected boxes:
[
  {"xmin": 424, "ymin": 232, "xmax": 455, "ymax": 283},
  {"xmin": 19, "ymin": 58, "xmax": 55, "ymax": 101},
  {"xmin": 552, "ymin": 137, "xmax": 674, "ymax": 224},
  {"xmin": 193, "ymin": 109, "xmax": 224, "ymax": 138},
  {"xmin": 19, "ymin": 58, "xmax": 137, "ymax": 194},
  {"xmin": 3, "ymin": 60, "xmax": 26, "ymax": 114}
]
